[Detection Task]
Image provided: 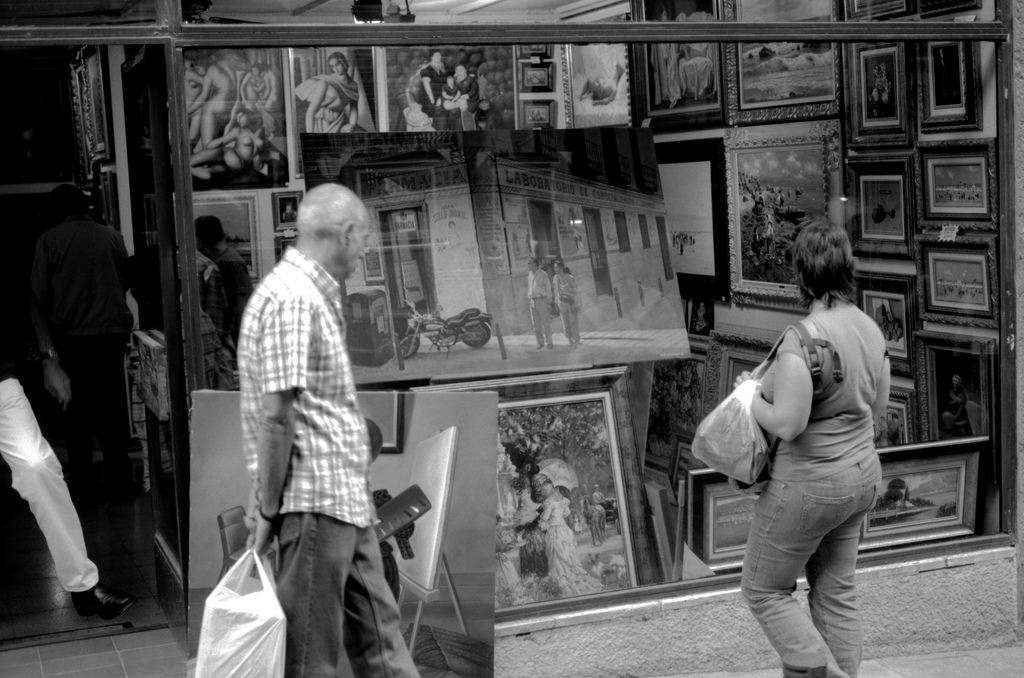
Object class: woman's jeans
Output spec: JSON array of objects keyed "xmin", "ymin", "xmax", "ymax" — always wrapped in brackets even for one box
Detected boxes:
[{"xmin": 741, "ymin": 456, "xmax": 881, "ymax": 678}]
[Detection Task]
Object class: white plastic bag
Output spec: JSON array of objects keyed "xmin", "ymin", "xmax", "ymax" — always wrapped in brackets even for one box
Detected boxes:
[
  {"xmin": 195, "ymin": 549, "xmax": 286, "ymax": 678},
  {"xmin": 691, "ymin": 378, "xmax": 770, "ymax": 485}
]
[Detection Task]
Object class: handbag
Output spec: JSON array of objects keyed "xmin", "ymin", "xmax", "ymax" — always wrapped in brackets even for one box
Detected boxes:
[{"xmin": 195, "ymin": 549, "xmax": 285, "ymax": 678}]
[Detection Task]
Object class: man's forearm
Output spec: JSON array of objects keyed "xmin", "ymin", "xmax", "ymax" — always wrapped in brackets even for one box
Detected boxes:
[{"xmin": 255, "ymin": 416, "xmax": 292, "ymax": 517}]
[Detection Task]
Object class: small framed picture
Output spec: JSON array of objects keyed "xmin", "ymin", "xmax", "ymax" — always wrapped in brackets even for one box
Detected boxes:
[
  {"xmin": 846, "ymin": 152, "xmax": 915, "ymax": 259},
  {"xmin": 914, "ymin": 330, "xmax": 995, "ymax": 442},
  {"xmin": 915, "ymin": 232, "xmax": 998, "ymax": 328},
  {"xmin": 565, "ymin": 43, "xmax": 631, "ymax": 129},
  {"xmin": 844, "ymin": 42, "xmax": 912, "ymax": 147},
  {"xmin": 193, "ymin": 192, "xmax": 261, "ymax": 281},
  {"xmin": 919, "ymin": 0, "xmax": 981, "ymax": 19},
  {"xmin": 855, "ymin": 272, "xmax": 916, "ymax": 376},
  {"xmin": 917, "ymin": 140, "xmax": 996, "ymax": 227},
  {"xmin": 687, "ymin": 468, "xmax": 757, "ymax": 571},
  {"xmin": 844, "ymin": 0, "xmax": 916, "ymax": 20},
  {"xmin": 861, "ymin": 444, "xmax": 980, "ymax": 550},
  {"xmin": 687, "ymin": 298, "xmax": 715, "ymax": 338},
  {"xmin": 519, "ymin": 63, "xmax": 554, "ymax": 93},
  {"xmin": 918, "ymin": 41, "xmax": 981, "ymax": 133},
  {"xmin": 703, "ymin": 331, "xmax": 774, "ymax": 409},
  {"xmin": 874, "ymin": 387, "xmax": 916, "ymax": 449},
  {"xmin": 520, "ymin": 100, "xmax": 556, "ymax": 129},
  {"xmin": 516, "ymin": 45, "xmax": 554, "ymax": 61},
  {"xmin": 272, "ymin": 190, "xmax": 303, "ymax": 231}
]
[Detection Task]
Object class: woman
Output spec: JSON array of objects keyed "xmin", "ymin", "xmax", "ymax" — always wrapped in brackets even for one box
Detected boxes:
[
  {"xmin": 534, "ymin": 473, "xmax": 601, "ymax": 597},
  {"xmin": 737, "ymin": 220, "xmax": 889, "ymax": 678},
  {"xmin": 552, "ymin": 259, "xmax": 581, "ymax": 351}
]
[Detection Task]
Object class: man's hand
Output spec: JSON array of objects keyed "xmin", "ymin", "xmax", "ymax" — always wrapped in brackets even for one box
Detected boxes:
[
  {"xmin": 245, "ymin": 483, "xmax": 277, "ymax": 555},
  {"xmin": 43, "ymin": 360, "xmax": 72, "ymax": 410},
  {"xmin": 733, "ymin": 370, "xmax": 753, "ymax": 389}
]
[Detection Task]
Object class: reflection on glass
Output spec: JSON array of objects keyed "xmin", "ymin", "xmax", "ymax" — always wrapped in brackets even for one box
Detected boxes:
[{"xmin": 0, "ymin": 0, "xmax": 155, "ymax": 26}]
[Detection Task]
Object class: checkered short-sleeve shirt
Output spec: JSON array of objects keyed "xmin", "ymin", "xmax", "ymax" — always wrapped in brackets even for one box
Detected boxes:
[{"xmin": 238, "ymin": 247, "xmax": 374, "ymax": 527}]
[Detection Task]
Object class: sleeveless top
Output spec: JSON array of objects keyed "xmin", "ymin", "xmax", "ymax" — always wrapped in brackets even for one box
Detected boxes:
[{"xmin": 761, "ymin": 302, "xmax": 888, "ymax": 481}]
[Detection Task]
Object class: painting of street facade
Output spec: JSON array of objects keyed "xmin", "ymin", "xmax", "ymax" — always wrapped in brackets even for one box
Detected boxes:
[{"xmin": 301, "ymin": 129, "xmax": 690, "ymax": 385}]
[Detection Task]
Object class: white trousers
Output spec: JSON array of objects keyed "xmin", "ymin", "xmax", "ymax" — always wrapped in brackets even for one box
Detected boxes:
[{"xmin": 0, "ymin": 378, "xmax": 98, "ymax": 592}]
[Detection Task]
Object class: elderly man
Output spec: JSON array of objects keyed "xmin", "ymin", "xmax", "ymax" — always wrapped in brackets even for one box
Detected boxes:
[{"xmin": 238, "ymin": 184, "xmax": 419, "ymax": 678}]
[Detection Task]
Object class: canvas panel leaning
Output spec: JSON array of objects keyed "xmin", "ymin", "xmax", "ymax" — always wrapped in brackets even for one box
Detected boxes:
[{"xmin": 301, "ymin": 129, "xmax": 690, "ymax": 386}]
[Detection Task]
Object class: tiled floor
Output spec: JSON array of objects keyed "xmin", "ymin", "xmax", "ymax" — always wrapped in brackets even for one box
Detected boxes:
[
  {"xmin": 0, "ymin": 451, "xmax": 166, "ymax": 643},
  {"xmin": 0, "ymin": 627, "xmax": 185, "ymax": 678}
]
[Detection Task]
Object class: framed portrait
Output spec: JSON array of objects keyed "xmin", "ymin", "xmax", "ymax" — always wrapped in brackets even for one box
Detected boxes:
[
  {"xmin": 861, "ymin": 444, "xmax": 980, "ymax": 550},
  {"xmin": 915, "ymin": 233, "xmax": 998, "ymax": 328},
  {"xmin": 565, "ymin": 43, "xmax": 631, "ymax": 129},
  {"xmin": 185, "ymin": 48, "xmax": 291, "ymax": 191},
  {"xmin": 686, "ymin": 298, "xmax": 715, "ymax": 339},
  {"xmin": 844, "ymin": 0, "xmax": 916, "ymax": 20},
  {"xmin": 290, "ymin": 47, "xmax": 377, "ymax": 177},
  {"xmin": 916, "ymin": 140, "xmax": 996, "ymax": 227},
  {"xmin": 855, "ymin": 272, "xmax": 915, "ymax": 376},
  {"xmin": 844, "ymin": 42, "xmax": 911, "ymax": 148},
  {"xmin": 519, "ymin": 63, "xmax": 554, "ymax": 94},
  {"xmin": 657, "ymin": 138, "xmax": 730, "ymax": 302},
  {"xmin": 724, "ymin": 0, "xmax": 839, "ymax": 126},
  {"xmin": 918, "ymin": 41, "xmax": 981, "ymax": 133},
  {"xmin": 192, "ymin": 193, "xmax": 260, "ymax": 281},
  {"xmin": 846, "ymin": 152, "xmax": 915, "ymax": 259},
  {"xmin": 704, "ymin": 331, "xmax": 774, "ymax": 409},
  {"xmin": 687, "ymin": 468, "xmax": 757, "ymax": 571},
  {"xmin": 416, "ymin": 368, "xmax": 653, "ymax": 615},
  {"xmin": 520, "ymin": 100, "xmax": 556, "ymax": 130},
  {"xmin": 638, "ymin": 0, "xmax": 724, "ymax": 130},
  {"xmin": 725, "ymin": 120, "xmax": 842, "ymax": 307},
  {"xmin": 384, "ymin": 46, "xmax": 515, "ymax": 132},
  {"xmin": 914, "ymin": 331, "xmax": 995, "ymax": 442},
  {"xmin": 516, "ymin": 45, "xmax": 554, "ymax": 61},
  {"xmin": 875, "ymin": 387, "xmax": 916, "ymax": 449},
  {"xmin": 272, "ymin": 190, "xmax": 303, "ymax": 231},
  {"xmin": 919, "ymin": 0, "xmax": 981, "ymax": 19}
]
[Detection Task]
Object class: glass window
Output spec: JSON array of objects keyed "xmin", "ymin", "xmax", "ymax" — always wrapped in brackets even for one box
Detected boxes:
[{"xmin": 0, "ymin": 0, "xmax": 156, "ymax": 26}]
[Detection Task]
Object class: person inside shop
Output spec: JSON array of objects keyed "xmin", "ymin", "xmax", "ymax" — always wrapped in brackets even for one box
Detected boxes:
[
  {"xmin": 734, "ymin": 220, "xmax": 889, "ymax": 678},
  {"xmin": 0, "ymin": 292, "xmax": 137, "ymax": 620},
  {"xmin": 239, "ymin": 183, "xmax": 419, "ymax": 678},
  {"xmin": 29, "ymin": 184, "xmax": 137, "ymax": 506},
  {"xmin": 195, "ymin": 214, "xmax": 252, "ymax": 349}
]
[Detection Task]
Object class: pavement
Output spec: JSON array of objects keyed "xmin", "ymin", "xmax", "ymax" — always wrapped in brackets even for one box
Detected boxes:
[{"xmin": 649, "ymin": 642, "xmax": 1024, "ymax": 678}]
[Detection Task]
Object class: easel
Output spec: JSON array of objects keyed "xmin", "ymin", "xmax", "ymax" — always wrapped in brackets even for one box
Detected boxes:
[{"xmin": 400, "ymin": 552, "xmax": 468, "ymax": 652}]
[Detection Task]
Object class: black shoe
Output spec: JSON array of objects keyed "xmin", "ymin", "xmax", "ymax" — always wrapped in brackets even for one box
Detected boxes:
[{"xmin": 71, "ymin": 583, "xmax": 137, "ymax": 620}]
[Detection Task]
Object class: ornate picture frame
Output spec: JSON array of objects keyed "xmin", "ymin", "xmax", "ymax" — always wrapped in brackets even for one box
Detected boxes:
[
  {"xmin": 656, "ymin": 137, "xmax": 730, "ymax": 301},
  {"xmin": 846, "ymin": 151, "xmax": 915, "ymax": 259},
  {"xmin": 724, "ymin": 0, "xmax": 840, "ymax": 126},
  {"xmin": 192, "ymin": 192, "xmax": 261, "ymax": 282},
  {"xmin": 855, "ymin": 271, "xmax": 916, "ymax": 376},
  {"xmin": 703, "ymin": 331, "xmax": 774, "ymax": 409},
  {"xmin": 272, "ymin": 190, "xmax": 303, "ymax": 231},
  {"xmin": 862, "ymin": 443, "xmax": 980, "ymax": 550},
  {"xmin": 914, "ymin": 330, "xmax": 995, "ymax": 442},
  {"xmin": 520, "ymin": 100, "xmax": 556, "ymax": 129},
  {"xmin": 844, "ymin": 0, "xmax": 916, "ymax": 20},
  {"xmin": 725, "ymin": 120, "xmax": 842, "ymax": 307},
  {"xmin": 638, "ymin": 0, "xmax": 725, "ymax": 130},
  {"xmin": 916, "ymin": 139, "xmax": 997, "ymax": 228},
  {"xmin": 416, "ymin": 367, "xmax": 654, "ymax": 616},
  {"xmin": 875, "ymin": 386, "xmax": 917, "ymax": 449},
  {"xmin": 519, "ymin": 63, "xmax": 554, "ymax": 94},
  {"xmin": 844, "ymin": 42, "xmax": 912, "ymax": 148},
  {"xmin": 915, "ymin": 232, "xmax": 998, "ymax": 328},
  {"xmin": 919, "ymin": 0, "xmax": 981, "ymax": 19},
  {"xmin": 687, "ymin": 468, "xmax": 757, "ymax": 571},
  {"xmin": 918, "ymin": 41, "xmax": 981, "ymax": 133}
]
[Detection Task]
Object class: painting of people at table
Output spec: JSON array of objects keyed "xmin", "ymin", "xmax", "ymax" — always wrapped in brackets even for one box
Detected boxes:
[
  {"xmin": 185, "ymin": 48, "xmax": 290, "ymax": 190},
  {"xmin": 385, "ymin": 46, "xmax": 515, "ymax": 132},
  {"xmin": 645, "ymin": 0, "xmax": 721, "ymax": 114}
]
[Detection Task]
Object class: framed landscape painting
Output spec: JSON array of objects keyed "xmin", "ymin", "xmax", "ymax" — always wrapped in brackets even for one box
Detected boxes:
[
  {"xmin": 724, "ymin": 0, "xmax": 839, "ymax": 126},
  {"xmin": 861, "ymin": 445, "xmax": 979, "ymax": 550},
  {"xmin": 725, "ymin": 120, "xmax": 842, "ymax": 307},
  {"xmin": 916, "ymin": 140, "xmax": 996, "ymax": 228},
  {"xmin": 915, "ymin": 233, "xmax": 997, "ymax": 328},
  {"xmin": 846, "ymin": 152, "xmax": 915, "ymax": 259},
  {"xmin": 687, "ymin": 468, "xmax": 757, "ymax": 571}
]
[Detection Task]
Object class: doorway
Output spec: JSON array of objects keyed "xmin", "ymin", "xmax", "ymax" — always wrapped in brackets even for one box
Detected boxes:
[{"xmin": 583, "ymin": 206, "xmax": 613, "ymax": 297}]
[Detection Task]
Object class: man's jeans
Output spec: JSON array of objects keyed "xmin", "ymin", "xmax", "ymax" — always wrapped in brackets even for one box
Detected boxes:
[
  {"xmin": 0, "ymin": 378, "xmax": 99, "ymax": 592},
  {"xmin": 741, "ymin": 456, "xmax": 881, "ymax": 678},
  {"xmin": 276, "ymin": 512, "xmax": 420, "ymax": 678}
]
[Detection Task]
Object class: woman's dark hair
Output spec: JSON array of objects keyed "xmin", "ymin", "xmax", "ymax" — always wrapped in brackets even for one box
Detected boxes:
[{"xmin": 790, "ymin": 219, "xmax": 856, "ymax": 309}]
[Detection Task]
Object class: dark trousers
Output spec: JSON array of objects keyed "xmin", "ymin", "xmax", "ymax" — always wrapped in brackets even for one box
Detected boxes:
[
  {"xmin": 56, "ymin": 333, "xmax": 133, "ymax": 500},
  {"xmin": 276, "ymin": 512, "xmax": 420, "ymax": 678}
]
